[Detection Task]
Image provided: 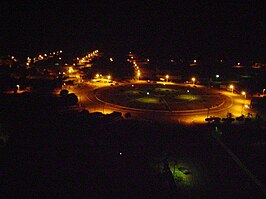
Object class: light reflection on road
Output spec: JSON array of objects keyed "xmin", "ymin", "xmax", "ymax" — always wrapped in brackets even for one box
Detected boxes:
[{"xmin": 65, "ymin": 81, "xmax": 256, "ymax": 125}]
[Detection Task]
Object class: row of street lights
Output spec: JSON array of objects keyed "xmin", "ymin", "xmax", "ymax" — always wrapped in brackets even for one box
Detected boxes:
[{"xmin": 95, "ymin": 74, "xmax": 111, "ymax": 81}]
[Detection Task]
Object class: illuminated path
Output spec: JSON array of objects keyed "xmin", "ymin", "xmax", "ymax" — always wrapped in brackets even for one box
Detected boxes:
[{"xmin": 70, "ymin": 82, "xmax": 255, "ymax": 124}]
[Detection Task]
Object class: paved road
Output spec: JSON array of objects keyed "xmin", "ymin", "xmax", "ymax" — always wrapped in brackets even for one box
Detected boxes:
[{"xmin": 69, "ymin": 82, "xmax": 255, "ymax": 124}]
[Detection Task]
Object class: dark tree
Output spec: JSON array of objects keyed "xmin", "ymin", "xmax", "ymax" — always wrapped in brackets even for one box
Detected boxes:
[
  {"xmin": 60, "ymin": 89, "xmax": 69, "ymax": 97},
  {"xmin": 125, "ymin": 112, "xmax": 131, "ymax": 119},
  {"xmin": 66, "ymin": 93, "xmax": 78, "ymax": 106}
]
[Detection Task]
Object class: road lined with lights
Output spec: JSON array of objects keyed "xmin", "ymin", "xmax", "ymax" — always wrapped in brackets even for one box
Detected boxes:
[{"xmin": 70, "ymin": 81, "xmax": 255, "ymax": 124}]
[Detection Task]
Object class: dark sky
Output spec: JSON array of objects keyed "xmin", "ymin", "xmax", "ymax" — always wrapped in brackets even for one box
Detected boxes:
[{"xmin": 1, "ymin": 1, "xmax": 265, "ymax": 61}]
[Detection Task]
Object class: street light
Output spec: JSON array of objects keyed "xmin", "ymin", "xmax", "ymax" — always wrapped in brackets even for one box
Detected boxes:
[
  {"xmin": 165, "ymin": 75, "xmax": 169, "ymax": 82},
  {"xmin": 229, "ymin": 85, "xmax": 234, "ymax": 93},
  {"xmin": 241, "ymin": 91, "xmax": 246, "ymax": 105},
  {"xmin": 137, "ymin": 72, "xmax": 140, "ymax": 81},
  {"xmin": 192, "ymin": 77, "xmax": 196, "ymax": 86},
  {"xmin": 107, "ymin": 75, "xmax": 111, "ymax": 82},
  {"xmin": 241, "ymin": 91, "xmax": 247, "ymax": 114}
]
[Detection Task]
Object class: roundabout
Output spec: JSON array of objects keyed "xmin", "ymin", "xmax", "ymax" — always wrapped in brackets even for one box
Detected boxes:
[{"xmin": 95, "ymin": 83, "xmax": 227, "ymax": 113}]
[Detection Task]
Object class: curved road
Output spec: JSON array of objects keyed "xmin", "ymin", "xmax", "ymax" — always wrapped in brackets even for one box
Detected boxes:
[{"xmin": 69, "ymin": 82, "xmax": 254, "ymax": 124}]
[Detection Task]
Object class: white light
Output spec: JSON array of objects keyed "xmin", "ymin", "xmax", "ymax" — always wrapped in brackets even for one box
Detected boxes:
[
  {"xmin": 216, "ymin": 74, "xmax": 219, "ymax": 78},
  {"xmin": 119, "ymin": 152, "xmax": 122, "ymax": 155},
  {"xmin": 187, "ymin": 90, "xmax": 190, "ymax": 93},
  {"xmin": 132, "ymin": 85, "xmax": 134, "ymax": 87},
  {"xmin": 147, "ymin": 92, "xmax": 149, "ymax": 95}
]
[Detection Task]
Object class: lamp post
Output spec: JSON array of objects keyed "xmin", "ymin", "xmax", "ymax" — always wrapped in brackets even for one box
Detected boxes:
[
  {"xmin": 192, "ymin": 77, "xmax": 196, "ymax": 86},
  {"xmin": 165, "ymin": 75, "xmax": 169, "ymax": 82},
  {"xmin": 241, "ymin": 91, "xmax": 246, "ymax": 115},
  {"xmin": 241, "ymin": 91, "xmax": 246, "ymax": 104},
  {"xmin": 16, "ymin": 84, "xmax": 20, "ymax": 93},
  {"xmin": 229, "ymin": 85, "xmax": 234, "ymax": 93},
  {"xmin": 137, "ymin": 72, "xmax": 140, "ymax": 81}
]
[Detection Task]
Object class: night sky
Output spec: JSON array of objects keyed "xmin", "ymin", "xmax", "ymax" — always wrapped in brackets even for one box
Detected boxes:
[{"xmin": 1, "ymin": 1, "xmax": 265, "ymax": 61}]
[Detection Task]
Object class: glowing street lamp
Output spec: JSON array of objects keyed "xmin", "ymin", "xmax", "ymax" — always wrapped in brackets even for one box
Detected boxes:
[
  {"xmin": 107, "ymin": 75, "xmax": 111, "ymax": 80},
  {"xmin": 137, "ymin": 72, "xmax": 141, "ymax": 81},
  {"xmin": 95, "ymin": 74, "xmax": 99, "ymax": 78},
  {"xmin": 241, "ymin": 91, "xmax": 247, "ymax": 114},
  {"xmin": 165, "ymin": 75, "xmax": 169, "ymax": 82},
  {"xmin": 229, "ymin": 85, "xmax": 234, "ymax": 93},
  {"xmin": 68, "ymin": 67, "xmax": 74, "ymax": 73},
  {"xmin": 16, "ymin": 84, "xmax": 20, "ymax": 91},
  {"xmin": 192, "ymin": 77, "xmax": 196, "ymax": 86},
  {"xmin": 241, "ymin": 91, "xmax": 246, "ymax": 104},
  {"xmin": 241, "ymin": 91, "xmax": 246, "ymax": 98}
]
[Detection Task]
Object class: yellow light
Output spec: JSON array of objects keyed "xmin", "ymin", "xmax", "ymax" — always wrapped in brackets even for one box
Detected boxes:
[
  {"xmin": 68, "ymin": 67, "xmax": 74, "ymax": 73},
  {"xmin": 192, "ymin": 77, "xmax": 196, "ymax": 82},
  {"xmin": 95, "ymin": 74, "xmax": 99, "ymax": 78},
  {"xmin": 107, "ymin": 75, "xmax": 111, "ymax": 80},
  {"xmin": 229, "ymin": 85, "xmax": 234, "ymax": 89},
  {"xmin": 241, "ymin": 91, "xmax": 246, "ymax": 96},
  {"xmin": 110, "ymin": 58, "xmax": 113, "ymax": 62},
  {"xmin": 166, "ymin": 75, "xmax": 169, "ymax": 79}
]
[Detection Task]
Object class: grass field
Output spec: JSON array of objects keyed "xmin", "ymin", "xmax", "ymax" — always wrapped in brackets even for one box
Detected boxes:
[{"xmin": 97, "ymin": 84, "xmax": 224, "ymax": 111}]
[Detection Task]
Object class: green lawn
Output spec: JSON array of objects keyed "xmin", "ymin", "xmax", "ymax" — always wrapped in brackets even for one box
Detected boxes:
[{"xmin": 97, "ymin": 84, "xmax": 223, "ymax": 110}]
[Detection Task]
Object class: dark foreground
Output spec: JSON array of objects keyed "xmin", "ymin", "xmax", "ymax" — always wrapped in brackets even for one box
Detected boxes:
[{"xmin": 0, "ymin": 93, "xmax": 265, "ymax": 198}]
